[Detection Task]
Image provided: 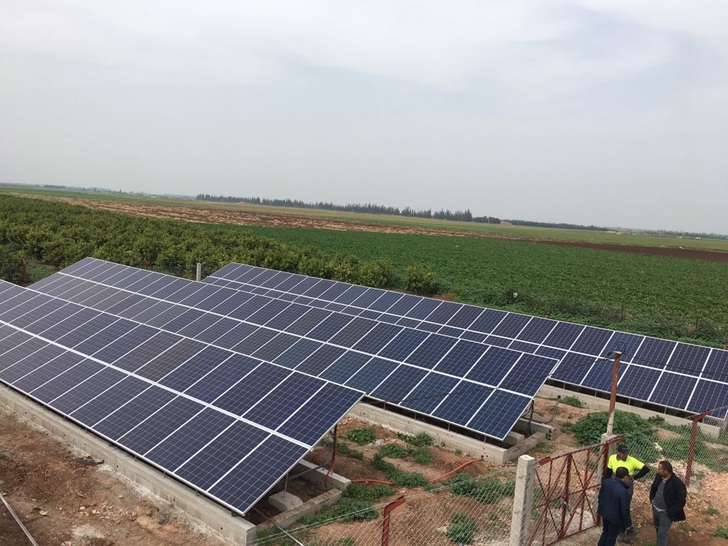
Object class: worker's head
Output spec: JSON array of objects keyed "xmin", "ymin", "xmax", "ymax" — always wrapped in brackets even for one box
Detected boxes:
[
  {"xmin": 616, "ymin": 444, "xmax": 629, "ymax": 460},
  {"xmin": 657, "ymin": 460, "xmax": 673, "ymax": 477},
  {"xmin": 615, "ymin": 466, "xmax": 630, "ymax": 483}
]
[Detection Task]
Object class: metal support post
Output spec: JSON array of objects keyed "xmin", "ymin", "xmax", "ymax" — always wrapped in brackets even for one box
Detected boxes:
[{"xmin": 606, "ymin": 351, "xmax": 623, "ymax": 436}]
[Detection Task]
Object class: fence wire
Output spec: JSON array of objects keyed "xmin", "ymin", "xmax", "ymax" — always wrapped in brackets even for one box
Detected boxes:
[{"xmin": 251, "ymin": 469, "xmax": 515, "ymax": 546}]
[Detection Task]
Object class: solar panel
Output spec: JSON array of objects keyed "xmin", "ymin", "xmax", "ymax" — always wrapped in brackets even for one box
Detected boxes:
[
  {"xmin": 206, "ymin": 263, "xmax": 728, "ymax": 419},
  {"xmin": 39, "ymin": 258, "xmax": 560, "ymax": 440},
  {"xmin": 0, "ymin": 278, "xmax": 363, "ymax": 516}
]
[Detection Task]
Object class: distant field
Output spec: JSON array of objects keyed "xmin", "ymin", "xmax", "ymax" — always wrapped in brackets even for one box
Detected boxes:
[{"xmin": 3, "ymin": 186, "xmax": 728, "ymax": 252}]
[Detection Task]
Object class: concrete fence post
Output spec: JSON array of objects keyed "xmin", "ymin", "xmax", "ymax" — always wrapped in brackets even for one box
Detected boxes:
[{"xmin": 510, "ymin": 454, "xmax": 537, "ymax": 546}]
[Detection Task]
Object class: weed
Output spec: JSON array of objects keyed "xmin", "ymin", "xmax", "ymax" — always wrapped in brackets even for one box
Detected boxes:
[
  {"xmin": 713, "ymin": 526, "xmax": 728, "ymax": 539},
  {"xmin": 397, "ymin": 432, "xmax": 434, "ymax": 447},
  {"xmin": 299, "ymin": 499, "xmax": 378, "ymax": 526},
  {"xmin": 705, "ymin": 507, "xmax": 720, "ymax": 516},
  {"xmin": 411, "ymin": 447, "xmax": 434, "ymax": 464},
  {"xmin": 345, "ymin": 427, "xmax": 376, "ymax": 445},
  {"xmin": 446, "ymin": 513, "xmax": 477, "ymax": 544},
  {"xmin": 378, "ymin": 444, "xmax": 409, "ymax": 459},
  {"xmin": 343, "ymin": 484, "xmax": 393, "ymax": 502},
  {"xmin": 561, "ymin": 396, "xmax": 583, "ymax": 408}
]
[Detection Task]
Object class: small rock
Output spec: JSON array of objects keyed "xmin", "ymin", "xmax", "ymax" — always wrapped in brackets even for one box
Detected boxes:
[
  {"xmin": 79, "ymin": 506, "xmax": 86, "ymax": 511},
  {"xmin": 39, "ymin": 510, "xmax": 49, "ymax": 516}
]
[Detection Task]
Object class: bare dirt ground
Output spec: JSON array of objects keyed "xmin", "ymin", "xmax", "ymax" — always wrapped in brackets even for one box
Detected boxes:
[
  {"xmin": 39, "ymin": 196, "xmax": 728, "ymax": 262},
  {"xmin": 0, "ymin": 404, "xmax": 229, "ymax": 546}
]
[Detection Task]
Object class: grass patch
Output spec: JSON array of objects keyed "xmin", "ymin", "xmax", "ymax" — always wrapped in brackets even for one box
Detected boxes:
[
  {"xmin": 446, "ymin": 473, "xmax": 516, "ymax": 505},
  {"xmin": 345, "ymin": 427, "xmax": 376, "ymax": 445},
  {"xmin": 343, "ymin": 484, "xmax": 394, "ymax": 502},
  {"xmin": 446, "ymin": 513, "xmax": 477, "ymax": 544},
  {"xmin": 396, "ymin": 432, "xmax": 434, "ymax": 447},
  {"xmin": 713, "ymin": 526, "xmax": 728, "ymax": 539},
  {"xmin": 299, "ymin": 499, "xmax": 378, "ymax": 526},
  {"xmin": 560, "ymin": 395, "xmax": 583, "ymax": 408}
]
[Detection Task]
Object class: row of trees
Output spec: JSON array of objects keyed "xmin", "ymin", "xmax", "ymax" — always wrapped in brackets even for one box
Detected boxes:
[
  {"xmin": 0, "ymin": 195, "xmax": 441, "ymax": 295},
  {"xmin": 195, "ymin": 194, "xmax": 502, "ymax": 224}
]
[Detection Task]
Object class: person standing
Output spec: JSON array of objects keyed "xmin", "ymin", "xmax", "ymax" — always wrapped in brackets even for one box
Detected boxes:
[
  {"xmin": 598, "ymin": 467, "xmax": 633, "ymax": 546},
  {"xmin": 650, "ymin": 460, "xmax": 687, "ymax": 546},
  {"xmin": 604, "ymin": 444, "xmax": 649, "ymax": 541}
]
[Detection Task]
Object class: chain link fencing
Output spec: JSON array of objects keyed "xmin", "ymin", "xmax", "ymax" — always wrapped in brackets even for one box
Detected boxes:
[{"xmin": 251, "ymin": 468, "xmax": 516, "ymax": 546}]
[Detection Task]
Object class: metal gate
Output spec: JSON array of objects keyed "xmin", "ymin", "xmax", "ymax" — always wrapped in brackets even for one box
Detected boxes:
[{"xmin": 528, "ymin": 436, "xmax": 622, "ymax": 545}]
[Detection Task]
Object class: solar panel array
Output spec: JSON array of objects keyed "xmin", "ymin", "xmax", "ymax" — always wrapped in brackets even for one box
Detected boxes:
[
  {"xmin": 0, "ymin": 279, "xmax": 363, "ymax": 516},
  {"xmin": 204, "ymin": 263, "xmax": 728, "ymax": 419},
  {"xmin": 28, "ymin": 258, "xmax": 559, "ymax": 441}
]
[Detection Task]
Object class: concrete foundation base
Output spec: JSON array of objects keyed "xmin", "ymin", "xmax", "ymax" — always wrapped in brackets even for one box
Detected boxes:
[{"xmin": 269, "ymin": 491, "xmax": 303, "ymax": 512}]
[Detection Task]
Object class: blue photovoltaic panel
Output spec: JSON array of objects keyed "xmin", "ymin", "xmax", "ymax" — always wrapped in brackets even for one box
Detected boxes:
[
  {"xmin": 469, "ymin": 309, "xmax": 507, "ymax": 334},
  {"xmin": 666, "ymin": 343, "xmax": 711, "ymax": 375},
  {"xmin": 687, "ymin": 381, "xmax": 728, "ymax": 417},
  {"xmin": 378, "ymin": 329, "xmax": 430, "ymax": 361},
  {"xmin": 570, "ymin": 327, "xmax": 612, "ymax": 355},
  {"xmin": 405, "ymin": 335, "xmax": 458, "ymax": 368},
  {"xmin": 703, "ymin": 350, "xmax": 728, "ymax": 382},
  {"xmin": 319, "ymin": 352, "xmax": 372, "ymax": 384},
  {"xmin": 119, "ymin": 396, "xmax": 205, "ymax": 455},
  {"xmin": 502, "ymin": 354, "xmax": 558, "ymax": 396},
  {"xmin": 350, "ymin": 288, "xmax": 387, "ymax": 308},
  {"xmin": 371, "ymin": 366, "xmax": 429, "ymax": 403},
  {"xmin": 273, "ymin": 338, "xmax": 323, "ymax": 369},
  {"xmin": 295, "ymin": 345, "xmax": 346, "ymax": 376},
  {"xmin": 400, "ymin": 373, "xmax": 460, "ymax": 414},
  {"xmin": 466, "ymin": 347, "xmax": 520, "ymax": 386},
  {"xmin": 2, "ymin": 275, "xmax": 365, "ymax": 517},
  {"xmin": 551, "ymin": 353, "xmax": 595, "ymax": 385},
  {"xmin": 306, "ymin": 313, "xmax": 354, "ymax": 342},
  {"xmin": 517, "ymin": 317, "xmax": 558, "ymax": 344},
  {"xmin": 352, "ymin": 322, "xmax": 403, "ymax": 354},
  {"xmin": 443, "ymin": 305, "xmax": 479, "ymax": 329},
  {"xmin": 616, "ymin": 365, "xmax": 662, "ymax": 400},
  {"xmin": 632, "ymin": 337, "xmax": 677, "ymax": 368},
  {"xmin": 208, "ymin": 436, "xmax": 308, "ymax": 515},
  {"xmin": 406, "ymin": 298, "xmax": 442, "ymax": 320},
  {"xmin": 251, "ymin": 333, "xmax": 299, "ymax": 362},
  {"xmin": 434, "ymin": 382, "xmax": 493, "ymax": 427},
  {"xmin": 434, "ymin": 341, "xmax": 488, "ymax": 377},
  {"xmin": 491, "ymin": 313, "xmax": 531, "ymax": 338},
  {"xmin": 425, "ymin": 301, "xmax": 463, "ymax": 324},
  {"xmin": 582, "ymin": 358, "xmax": 624, "ymax": 390},
  {"xmin": 176, "ymin": 421, "xmax": 271, "ymax": 490},
  {"xmin": 649, "ymin": 373, "xmax": 697, "ymax": 411},
  {"xmin": 346, "ymin": 357, "xmax": 398, "ymax": 392},
  {"xmin": 468, "ymin": 391, "xmax": 530, "ymax": 440}
]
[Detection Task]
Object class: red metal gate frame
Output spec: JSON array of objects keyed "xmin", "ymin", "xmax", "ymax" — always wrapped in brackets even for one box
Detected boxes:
[{"xmin": 528, "ymin": 436, "xmax": 623, "ymax": 545}]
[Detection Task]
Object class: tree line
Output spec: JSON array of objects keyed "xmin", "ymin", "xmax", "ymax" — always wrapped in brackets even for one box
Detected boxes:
[{"xmin": 195, "ymin": 194, "xmax": 501, "ymax": 224}]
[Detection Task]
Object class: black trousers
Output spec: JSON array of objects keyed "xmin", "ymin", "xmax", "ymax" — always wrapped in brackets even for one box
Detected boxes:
[{"xmin": 598, "ymin": 519, "xmax": 622, "ymax": 546}]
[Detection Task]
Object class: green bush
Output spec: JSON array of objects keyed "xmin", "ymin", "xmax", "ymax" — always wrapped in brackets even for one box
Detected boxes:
[
  {"xmin": 446, "ymin": 513, "xmax": 477, "ymax": 544},
  {"xmin": 343, "ymin": 484, "xmax": 394, "ymax": 502},
  {"xmin": 396, "ymin": 432, "xmax": 434, "ymax": 447},
  {"xmin": 402, "ymin": 263, "xmax": 439, "ymax": 295},
  {"xmin": 561, "ymin": 395, "xmax": 583, "ymax": 408},
  {"xmin": 378, "ymin": 444, "xmax": 409, "ymax": 459},
  {"xmin": 411, "ymin": 447, "xmax": 434, "ymax": 464},
  {"xmin": 299, "ymin": 499, "xmax": 378, "ymax": 526},
  {"xmin": 446, "ymin": 473, "xmax": 515, "ymax": 505},
  {"xmin": 345, "ymin": 427, "xmax": 376, "ymax": 445},
  {"xmin": 566, "ymin": 411, "xmax": 656, "ymax": 446}
]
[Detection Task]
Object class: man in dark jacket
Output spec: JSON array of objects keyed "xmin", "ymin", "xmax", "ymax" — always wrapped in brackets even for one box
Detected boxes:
[
  {"xmin": 649, "ymin": 460, "xmax": 687, "ymax": 546},
  {"xmin": 598, "ymin": 466, "xmax": 633, "ymax": 546}
]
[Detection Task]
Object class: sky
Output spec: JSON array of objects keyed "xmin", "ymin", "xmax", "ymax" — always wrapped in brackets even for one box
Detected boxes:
[{"xmin": 1, "ymin": 1, "xmax": 727, "ymax": 234}]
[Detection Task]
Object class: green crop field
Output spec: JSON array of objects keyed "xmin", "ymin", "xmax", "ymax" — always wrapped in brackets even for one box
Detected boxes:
[
  {"xmin": 234, "ymin": 225, "xmax": 728, "ymax": 344},
  {"xmin": 1, "ymin": 190, "xmax": 727, "ymax": 346}
]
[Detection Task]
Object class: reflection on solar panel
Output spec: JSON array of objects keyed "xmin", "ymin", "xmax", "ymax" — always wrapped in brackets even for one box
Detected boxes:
[
  {"xmin": 204, "ymin": 263, "xmax": 728, "ymax": 419},
  {"xmin": 0, "ymin": 279, "xmax": 362, "ymax": 516},
  {"xmin": 29, "ymin": 258, "xmax": 559, "ymax": 441}
]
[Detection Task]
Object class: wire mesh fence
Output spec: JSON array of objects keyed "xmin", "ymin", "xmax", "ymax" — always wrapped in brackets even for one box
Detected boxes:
[
  {"xmin": 251, "ymin": 468, "xmax": 516, "ymax": 546},
  {"xmin": 617, "ymin": 405, "xmax": 728, "ymax": 483}
]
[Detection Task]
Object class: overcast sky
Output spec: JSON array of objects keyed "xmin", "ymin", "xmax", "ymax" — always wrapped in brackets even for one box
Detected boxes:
[{"xmin": 1, "ymin": 1, "xmax": 727, "ymax": 234}]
